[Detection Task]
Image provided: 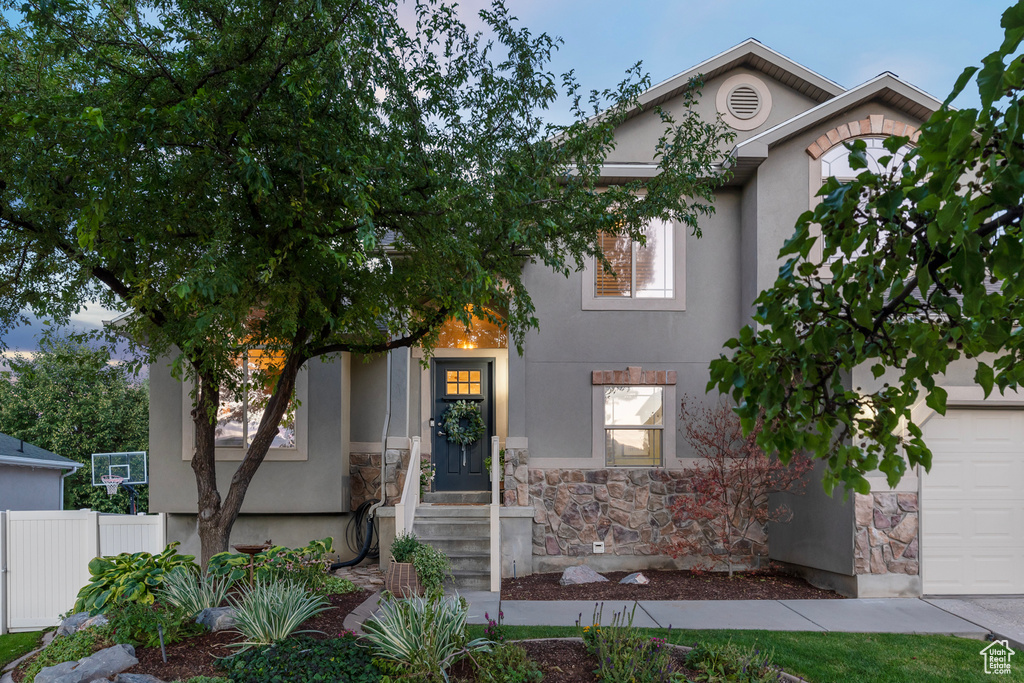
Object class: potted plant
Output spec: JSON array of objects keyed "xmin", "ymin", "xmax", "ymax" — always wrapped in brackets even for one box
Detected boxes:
[{"xmin": 385, "ymin": 531, "xmax": 423, "ymax": 598}]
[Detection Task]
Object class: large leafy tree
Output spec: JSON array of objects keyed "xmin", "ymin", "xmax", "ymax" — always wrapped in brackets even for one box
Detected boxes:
[
  {"xmin": 0, "ymin": 0, "xmax": 730, "ymax": 562},
  {"xmin": 710, "ymin": 1, "xmax": 1024, "ymax": 495},
  {"xmin": 0, "ymin": 333, "xmax": 149, "ymax": 513}
]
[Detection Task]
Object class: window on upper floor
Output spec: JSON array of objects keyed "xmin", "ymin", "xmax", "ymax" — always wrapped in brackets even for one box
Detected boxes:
[
  {"xmin": 813, "ymin": 137, "xmax": 916, "ymax": 267},
  {"xmin": 582, "ymin": 218, "xmax": 685, "ymax": 311}
]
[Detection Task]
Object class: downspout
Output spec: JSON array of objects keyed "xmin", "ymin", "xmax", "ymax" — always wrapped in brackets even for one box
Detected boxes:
[
  {"xmin": 332, "ymin": 348, "xmax": 393, "ymax": 569},
  {"xmin": 60, "ymin": 468, "xmax": 76, "ymax": 510}
]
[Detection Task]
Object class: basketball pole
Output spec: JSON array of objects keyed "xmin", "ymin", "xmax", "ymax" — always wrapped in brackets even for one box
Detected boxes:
[{"xmin": 122, "ymin": 482, "xmax": 138, "ymax": 515}]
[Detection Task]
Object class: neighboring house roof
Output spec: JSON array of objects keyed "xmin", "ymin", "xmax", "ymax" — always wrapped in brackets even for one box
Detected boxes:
[
  {"xmin": 727, "ymin": 73, "xmax": 944, "ymax": 184},
  {"xmin": 0, "ymin": 433, "xmax": 82, "ymax": 470},
  {"xmin": 629, "ymin": 39, "xmax": 845, "ymax": 120}
]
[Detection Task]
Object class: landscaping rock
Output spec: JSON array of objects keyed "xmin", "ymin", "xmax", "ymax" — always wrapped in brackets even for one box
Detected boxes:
[
  {"xmin": 559, "ymin": 565, "xmax": 608, "ymax": 585},
  {"xmin": 114, "ymin": 674, "xmax": 167, "ymax": 683},
  {"xmin": 34, "ymin": 644, "xmax": 137, "ymax": 683},
  {"xmin": 55, "ymin": 613, "xmax": 90, "ymax": 637},
  {"xmin": 619, "ymin": 572, "xmax": 649, "ymax": 585},
  {"xmin": 79, "ymin": 615, "xmax": 108, "ymax": 631},
  {"xmin": 195, "ymin": 606, "xmax": 236, "ymax": 631}
]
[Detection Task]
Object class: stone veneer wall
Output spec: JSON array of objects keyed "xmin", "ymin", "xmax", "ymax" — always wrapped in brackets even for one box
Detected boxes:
[
  {"xmin": 854, "ymin": 492, "xmax": 919, "ymax": 575},
  {"xmin": 503, "ymin": 448, "xmax": 769, "ymax": 563},
  {"xmin": 350, "ymin": 448, "xmax": 411, "ymax": 510}
]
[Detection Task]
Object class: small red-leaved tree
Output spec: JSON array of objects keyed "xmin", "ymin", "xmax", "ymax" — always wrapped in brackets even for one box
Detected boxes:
[{"xmin": 662, "ymin": 398, "xmax": 813, "ymax": 576}]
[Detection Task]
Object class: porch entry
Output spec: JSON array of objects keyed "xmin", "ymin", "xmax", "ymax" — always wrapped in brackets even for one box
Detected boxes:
[{"xmin": 432, "ymin": 358, "xmax": 494, "ymax": 491}]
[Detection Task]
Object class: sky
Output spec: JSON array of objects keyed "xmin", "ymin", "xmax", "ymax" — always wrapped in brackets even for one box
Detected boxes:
[{"xmin": 0, "ymin": 0, "xmax": 1011, "ymax": 351}]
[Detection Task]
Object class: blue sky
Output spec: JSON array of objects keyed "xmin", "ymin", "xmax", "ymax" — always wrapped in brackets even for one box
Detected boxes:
[{"xmin": 1, "ymin": 0, "xmax": 1010, "ymax": 351}]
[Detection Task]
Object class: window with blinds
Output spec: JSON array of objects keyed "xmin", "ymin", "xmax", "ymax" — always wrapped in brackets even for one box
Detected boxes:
[{"xmin": 594, "ymin": 219, "xmax": 673, "ymax": 299}]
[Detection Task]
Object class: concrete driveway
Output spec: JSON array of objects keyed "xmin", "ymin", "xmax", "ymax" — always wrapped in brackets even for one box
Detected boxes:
[{"xmin": 924, "ymin": 597, "xmax": 1024, "ymax": 647}]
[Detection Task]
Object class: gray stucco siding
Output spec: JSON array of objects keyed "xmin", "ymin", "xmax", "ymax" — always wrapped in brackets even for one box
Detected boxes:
[
  {"xmin": 150, "ymin": 353, "xmax": 351, "ymax": 516},
  {"xmin": 515, "ymin": 190, "xmax": 742, "ymax": 462},
  {"xmin": 0, "ymin": 464, "xmax": 64, "ymax": 510},
  {"xmin": 606, "ymin": 67, "xmax": 821, "ymax": 163}
]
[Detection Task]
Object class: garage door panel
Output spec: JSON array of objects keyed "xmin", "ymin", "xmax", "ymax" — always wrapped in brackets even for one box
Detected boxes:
[{"xmin": 922, "ymin": 409, "xmax": 1024, "ymax": 595}]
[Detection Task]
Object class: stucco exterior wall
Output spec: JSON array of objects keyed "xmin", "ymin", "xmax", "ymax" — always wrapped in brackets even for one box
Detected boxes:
[
  {"xmin": 149, "ymin": 352, "xmax": 351, "ymax": 517},
  {"xmin": 516, "ymin": 189, "xmax": 742, "ymax": 463},
  {"xmin": 0, "ymin": 465, "xmax": 64, "ymax": 511},
  {"xmin": 606, "ymin": 67, "xmax": 820, "ymax": 163}
]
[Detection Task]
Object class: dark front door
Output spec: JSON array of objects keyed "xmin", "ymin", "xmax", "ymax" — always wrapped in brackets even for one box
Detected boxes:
[{"xmin": 432, "ymin": 358, "xmax": 493, "ymax": 491}]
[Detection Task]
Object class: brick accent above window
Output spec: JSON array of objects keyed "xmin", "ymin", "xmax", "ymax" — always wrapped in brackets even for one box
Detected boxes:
[
  {"xmin": 805, "ymin": 114, "xmax": 921, "ymax": 159},
  {"xmin": 592, "ymin": 366, "xmax": 677, "ymax": 386}
]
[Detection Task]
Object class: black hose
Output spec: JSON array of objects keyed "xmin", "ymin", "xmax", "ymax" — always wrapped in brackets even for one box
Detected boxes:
[
  {"xmin": 345, "ymin": 499, "xmax": 380, "ymax": 558},
  {"xmin": 332, "ymin": 499, "xmax": 380, "ymax": 570}
]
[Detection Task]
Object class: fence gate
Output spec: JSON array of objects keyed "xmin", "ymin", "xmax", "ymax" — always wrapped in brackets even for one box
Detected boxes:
[
  {"xmin": 5, "ymin": 510, "xmax": 98, "ymax": 632},
  {"xmin": 2, "ymin": 511, "xmax": 167, "ymax": 633}
]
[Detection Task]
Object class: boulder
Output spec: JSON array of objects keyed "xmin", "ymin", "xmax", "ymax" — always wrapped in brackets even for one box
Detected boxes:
[
  {"xmin": 79, "ymin": 615, "xmax": 108, "ymax": 631},
  {"xmin": 35, "ymin": 644, "xmax": 137, "ymax": 683},
  {"xmin": 114, "ymin": 674, "xmax": 167, "ymax": 683},
  {"xmin": 559, "ymin": 565, "xmax": 608, "ymax": 586},
  {"xmin": 55, "ymin": 613, "xmax": 90, "ymax": 638},
  {"xmin": 619, "ymin": 572, "xmax": 649, "ymax": 585},
  {"xmin": 195, "ymin": 606, "xmax": 236, "ymax": 632}
]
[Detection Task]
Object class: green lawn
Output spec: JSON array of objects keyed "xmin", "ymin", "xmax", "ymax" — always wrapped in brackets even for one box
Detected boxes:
[
  {"xmin": 467, "ymin": 625, "xmax": 1024, "ymax": 683},
  {"xmin": 0, "ymin": 631, "xmax": 43, "ymax": 669}
]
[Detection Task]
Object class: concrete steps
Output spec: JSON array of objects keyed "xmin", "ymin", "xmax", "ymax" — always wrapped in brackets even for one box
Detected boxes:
[
  {"xmin": 413, "ymin": 502, "xmax": 492, "ymax": 592},
  {"xmin": 422, "ymin": 491, "xmax": 491, "ymax": 504}
]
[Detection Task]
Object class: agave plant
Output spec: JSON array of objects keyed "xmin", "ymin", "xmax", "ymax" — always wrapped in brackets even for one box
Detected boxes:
[
  {"xmin": 160, "ymin": 566, "xmax": 234, "ymax": 617},
  {"xmin": 362, "ymin": 595, "xmax": 491, "ymax": 682},
  {"xmin": 229, "ymin": 579, "xmax": 333, "ymax": 648}
]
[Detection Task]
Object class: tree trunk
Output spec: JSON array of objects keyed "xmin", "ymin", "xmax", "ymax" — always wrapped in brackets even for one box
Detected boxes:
[{"xmin": 190, "ymin": 351, "xmax": 305, "ymax": 566}]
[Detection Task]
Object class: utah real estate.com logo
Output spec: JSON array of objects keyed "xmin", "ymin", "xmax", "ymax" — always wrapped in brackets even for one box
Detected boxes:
[{"xmin": 980, "ymin": 640, "xmax": 1015, "ymax": 675}]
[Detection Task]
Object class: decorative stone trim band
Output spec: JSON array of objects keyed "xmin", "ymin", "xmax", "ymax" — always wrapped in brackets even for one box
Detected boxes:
[
  {"xmin": 592, "ymin": 366, "xmax": 677, "ymax": 386},
  {"xmin": 806, "ymin": 115, "xmax": 921, "ymax": 159}
]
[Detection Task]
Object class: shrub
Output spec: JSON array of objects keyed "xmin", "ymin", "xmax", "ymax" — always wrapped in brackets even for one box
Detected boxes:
[
  {"xmin": 207, "ymin": 538, "xmax": 334, "ymax": 591},
  {"xmin": 684, "ymin": 641, "xmax": 785, "ymax": 683},
  {"xmin": 230, "ymin": 579, "xmax": 333, "ymax": 648},
  {"xmin": 413, "ymin": 544, "xmax": 453, "ymax": 599},
  {"xmin": 472, "ymin": 642, "xmax": 542, "ymax": 683},
  {"xmin": 20, "ymin": 625, "xmax": 112, "ymax": 681},
  {"xmin": 106, "ymin": 600, "xmax": 204, "ymax": 649},
  {"xmin": 660, "ymin": 399, "xmax": 813, "ymax": 576},
  {"xmin": 322, "ymin": 575, "xmax": 358, "ymax": 595},
  {"xmin": 390, "ymin": 531, "xmax": 421, "ymax": 563},
  {"xmin": 183, "ymin": 678, "xmax": 231, "ymax": 683},
  {"xmin": 579, "ymin": 604, "xmax": 673, "ymax": 683},
  {"xmin": 362, "ymin": 595, "xmax": 490, "ymax": 682},
  {"xmin": 161, "ymin": 566, "xmax": 234, "ymax": 617},
  {"xmin": 73, "ymin": 543, "xmax": 197, "ymax": 613},
  {"xmin": 221, "ymin": 634, "xmax": 381, "ymax": 683}
]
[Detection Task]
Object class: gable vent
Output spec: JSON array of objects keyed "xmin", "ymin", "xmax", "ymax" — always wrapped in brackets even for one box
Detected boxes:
[{"xmin": 727, "ymin": 85, "xmax": 761, "ymax": 119}]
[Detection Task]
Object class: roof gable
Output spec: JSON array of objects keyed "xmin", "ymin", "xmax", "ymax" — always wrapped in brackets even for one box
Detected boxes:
[
  {"xmin": 628, "ymin": 39, "xmax": 845, "ymax": 122},
  {"xmin": 0, "ymin": 433, "xmax": 80, "ymax": 469}
]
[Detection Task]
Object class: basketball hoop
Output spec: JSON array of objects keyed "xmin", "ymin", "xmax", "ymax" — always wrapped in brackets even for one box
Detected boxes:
[{"xmin": 101, "ymin": 474, "xmax": 123, "ymax": 496}]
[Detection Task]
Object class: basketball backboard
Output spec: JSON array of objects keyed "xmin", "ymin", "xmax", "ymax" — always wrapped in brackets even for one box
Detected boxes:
[{"xmin": 91, "ymin": 451, "xmax": 148, "ymax": 487}]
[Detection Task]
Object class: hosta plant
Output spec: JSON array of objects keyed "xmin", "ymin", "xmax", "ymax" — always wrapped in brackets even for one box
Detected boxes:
[
  {"xmin": 161, "ymin": 566, "xmax": 234, "ymax": 617},
  {"xmin": 73, "ymin": 543, "xmax": 197, "ymax": 613},
  {"xmin": 229, "ymin": 579, "xmax": 333, "ymax": 649},
  {"xmin": 362, "ymin": 595, "xmax": 490, "ymax": 682}
]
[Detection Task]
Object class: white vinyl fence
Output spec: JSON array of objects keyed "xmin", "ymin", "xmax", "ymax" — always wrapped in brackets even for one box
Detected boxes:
[{"xmin": 0, "ymin": 510, "xmax": 166, "ymax": 633}]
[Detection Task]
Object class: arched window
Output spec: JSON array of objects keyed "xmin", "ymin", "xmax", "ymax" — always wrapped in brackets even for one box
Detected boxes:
[{"xmin": 813, "ymin": 137, "xmax": 915, "ymax": 268}]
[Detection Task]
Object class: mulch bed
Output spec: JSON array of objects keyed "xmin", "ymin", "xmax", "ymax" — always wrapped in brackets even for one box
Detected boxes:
[
  {"xmin": 125, "ymin": 590, "xmax": 369, "ymax": 681},
  {"xmin": 448, "ymin": 639, "xmax": 700, "ymax": 683},
  {"xmin": 15, "ymin": 590, "xmax": 370, "ymax": 683},
  {"xmin": 501, "ymin": 568, "xmax": 843, "ymax": 601}
]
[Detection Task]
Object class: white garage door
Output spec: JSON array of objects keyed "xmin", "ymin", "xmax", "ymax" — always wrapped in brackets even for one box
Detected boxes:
[{"xmin": 921, "ymin": 409, "xmax": 1024, "ymax": 594}]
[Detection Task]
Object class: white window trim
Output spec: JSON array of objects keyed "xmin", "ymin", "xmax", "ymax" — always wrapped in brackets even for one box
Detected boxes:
[
  {"xmin": 591, "ymin": 384, "xmax": 676, "ymax": 466},
  {"xmin": 180, "ymin": 365, "xmax": 309, "ymax": 462},
  {"xmin": 581, "ymin": 222, "xmax": 686, "ymax": 311}
]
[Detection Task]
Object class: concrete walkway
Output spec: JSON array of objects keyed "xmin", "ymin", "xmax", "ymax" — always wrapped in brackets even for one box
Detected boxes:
[{"xmin": 458, "ymin": 592, "xmax": 992, "ymax": 638}]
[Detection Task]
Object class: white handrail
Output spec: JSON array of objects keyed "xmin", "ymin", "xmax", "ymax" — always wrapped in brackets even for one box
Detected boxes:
[
  {"xmin": 489, "ymin": 435, "xmax": 500, "ymax": 592},
  {"xmin": 394, "ymin": 436, "xmax": 421, "ymax": 538}
]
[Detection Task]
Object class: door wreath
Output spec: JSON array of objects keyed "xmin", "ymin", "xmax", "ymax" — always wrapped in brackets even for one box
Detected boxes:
[{"xmin": 442, "ymin": 400, "xmax": 486, "ymax": 467}]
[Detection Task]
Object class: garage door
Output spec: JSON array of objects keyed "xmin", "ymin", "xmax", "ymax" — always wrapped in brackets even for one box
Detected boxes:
[{"xmin": 921, "ymin": 409, "xmax": 1024, "ymax": 594}]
